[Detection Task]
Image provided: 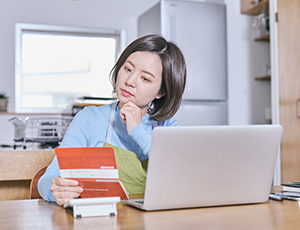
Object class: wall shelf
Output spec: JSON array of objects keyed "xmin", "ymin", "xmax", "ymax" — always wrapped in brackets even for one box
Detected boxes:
[
  {"xmin": 241, "ymin": 0, "xmax": 269, "ymax": 15},
  {"xmin": 255, "ymin": 75, "xmax": 271, "ymax": 81},
  {"xmin": 254, "ymin": 34, "xmax": 270, "ymax": 41}
]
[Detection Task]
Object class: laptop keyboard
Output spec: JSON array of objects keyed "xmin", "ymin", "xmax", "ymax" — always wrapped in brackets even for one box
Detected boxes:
[{"xmin": 135, "ymin": 200, "xmax": 144, "ymax": 204}]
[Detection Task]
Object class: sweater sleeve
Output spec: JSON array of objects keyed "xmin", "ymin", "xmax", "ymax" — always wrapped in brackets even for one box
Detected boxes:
[
  {"xmin": 128, "ymin": 117, "xmax": 180, "ymax": 161},
  {"xmin": 128, "ymin": 123, "xmax": 152, "ymax": 160},
  {"xmin": 37, "ymin": 106, "xmax": 109, "ymax": 202},
  {"xmin": 37, "ymin": 111, "xmax": 90, "ymax": 202},
  {"xmin": 37, "ymin": 156, "xmax": 60, "ymax": 202}
]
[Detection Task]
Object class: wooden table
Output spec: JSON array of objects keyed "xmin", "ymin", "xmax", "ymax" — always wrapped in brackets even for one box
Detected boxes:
[{"xmin": 0, "ymin": 197, "xmax": 300, "ymax": 230}]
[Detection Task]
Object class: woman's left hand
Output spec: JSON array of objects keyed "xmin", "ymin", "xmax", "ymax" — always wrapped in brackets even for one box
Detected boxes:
[{"xmin": 119, "ymin": 101, "xmax": 144, "ymax": 133}]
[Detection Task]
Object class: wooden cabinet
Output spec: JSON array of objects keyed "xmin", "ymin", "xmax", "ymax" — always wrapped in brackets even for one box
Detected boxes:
[
  {"xmin": 0, "ymin": 149, "xmax": 55, "ymax": 200},
  {"xmin": 277, "ymin": 0, "xmax": 300, "ymax": 183},
  {"xmin": 241, "ymin": 0, "xmax": 300, "ymax": 183}
]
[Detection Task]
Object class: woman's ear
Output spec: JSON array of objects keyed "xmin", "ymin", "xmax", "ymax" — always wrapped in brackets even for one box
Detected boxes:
[{"xmin": 155, "ymin": 92, "xmax": 165, "ymax": 100}]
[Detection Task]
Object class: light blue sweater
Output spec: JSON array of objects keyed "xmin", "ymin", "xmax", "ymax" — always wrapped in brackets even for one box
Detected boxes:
[{"xmin": 38, "ymin": 103, "xmax": 179, "ymax": 202}]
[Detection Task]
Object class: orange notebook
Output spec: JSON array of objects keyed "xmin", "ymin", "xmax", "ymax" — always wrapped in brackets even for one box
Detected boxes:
[{"xmin": 55, "ymin": 147, "xmax": 128, "ymax": 200}]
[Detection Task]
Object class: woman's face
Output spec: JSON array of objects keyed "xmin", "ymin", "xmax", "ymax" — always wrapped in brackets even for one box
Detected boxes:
[{"xmin": 116, "ymin": 51, "xmax": 163, "ymax": 112}]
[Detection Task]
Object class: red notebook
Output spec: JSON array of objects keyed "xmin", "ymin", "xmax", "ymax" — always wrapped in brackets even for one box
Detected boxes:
[{"xmin": 55, "ymin": 147, "xmax": 128, "ymax": 200}]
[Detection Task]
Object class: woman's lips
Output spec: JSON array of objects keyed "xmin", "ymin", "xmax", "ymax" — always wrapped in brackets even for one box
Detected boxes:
[{"xmin": 121, "ymin": 89, "xmax": 133, "ymax": 97}]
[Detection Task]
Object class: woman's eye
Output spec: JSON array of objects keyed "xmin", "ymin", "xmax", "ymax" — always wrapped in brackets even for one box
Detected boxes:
[
  {"xmin": 124, "ymin": 67, "xmax": 131, "ymax": 72},
  {"xmin": 142, "ymin": 77, "xmax": 150, "ymax": 82}
]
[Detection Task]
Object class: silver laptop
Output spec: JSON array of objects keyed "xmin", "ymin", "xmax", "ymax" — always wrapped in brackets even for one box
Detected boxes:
[{"xmin": 123, "ymin": 125, "xmax": 283, "ymax": 211}]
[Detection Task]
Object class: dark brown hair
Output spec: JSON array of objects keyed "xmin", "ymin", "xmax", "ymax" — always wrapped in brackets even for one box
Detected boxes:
[{"xmin": 110, "ymin": 34, "xmax": 186, "ymax": 121}]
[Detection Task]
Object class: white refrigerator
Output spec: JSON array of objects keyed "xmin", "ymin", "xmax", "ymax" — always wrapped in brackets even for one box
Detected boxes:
[{"xmin": 138, "ymin": 0, "xmax": 227, "ymax": 126}]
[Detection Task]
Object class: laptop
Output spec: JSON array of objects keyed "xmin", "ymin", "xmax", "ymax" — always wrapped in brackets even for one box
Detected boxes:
[{"xmin": 122, "ymin": 125, "xmax": 283, "ymax": 211}]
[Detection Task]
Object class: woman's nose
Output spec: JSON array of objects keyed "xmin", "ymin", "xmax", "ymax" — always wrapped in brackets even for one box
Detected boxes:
[{"xmin": 125, "ymin": 73, "xmax": 137, "ymax": 87}]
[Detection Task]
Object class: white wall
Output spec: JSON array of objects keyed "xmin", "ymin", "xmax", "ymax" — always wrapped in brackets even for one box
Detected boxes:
[{"xmin": 226, "ymin": 0, "xmax": 271, "ymax": 125}]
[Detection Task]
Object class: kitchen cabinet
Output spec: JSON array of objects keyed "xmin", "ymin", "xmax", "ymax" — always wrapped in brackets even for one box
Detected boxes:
[
  {"xmin": 277, "ymin": 0, "xmax": 300, "ymax": 183},
  {"xmin": 241, "ymin": 0, "xmax": 300, "ymax": 183},
  {"xmin": 0, "ymin": 149, "xmax": 54, "ymax": 200}
]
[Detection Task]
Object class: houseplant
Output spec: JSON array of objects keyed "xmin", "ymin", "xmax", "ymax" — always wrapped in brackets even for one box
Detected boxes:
[{"xmin": 0, "ymin": 91, "xmax": 9, "ymax": 112}]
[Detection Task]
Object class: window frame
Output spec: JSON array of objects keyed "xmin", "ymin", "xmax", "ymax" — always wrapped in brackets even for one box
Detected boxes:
[{"xmin": 15, "ymin": 22, "xmax": 125, "ymax": 113}]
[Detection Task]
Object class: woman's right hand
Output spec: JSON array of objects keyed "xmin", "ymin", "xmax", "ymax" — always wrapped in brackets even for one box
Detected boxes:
[
  {"xmin": 119, "ymin": 101, "xmax": 143, "ymax": 133},
  {"xmin": 50, "ymin": 177, "xmax": 83, "ymax": 206}
]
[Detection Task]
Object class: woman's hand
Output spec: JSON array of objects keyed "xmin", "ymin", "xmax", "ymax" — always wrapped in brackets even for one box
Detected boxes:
[
  {"xmin": 119, "ymin": 101, "xmax": 144, "ymax": 133},
  {"xmin": 50, "ymin": 177, "xmax": 83, "ymax": 206}
]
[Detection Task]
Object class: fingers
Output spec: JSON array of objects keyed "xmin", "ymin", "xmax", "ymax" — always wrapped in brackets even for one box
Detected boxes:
[
  {"xmin": 51, "ymin": 177, "xmax": 83, "ymax": 206},
  {"xmin": 119, "ymin": 101, "xmax": 143, "ymax": 133},
  {"xmin": 120, "ymin": 102, "xmax": 142, "ymax": 121},
  {"xmin": 52, "ymin": 177, "xmax": 79, "ymax": 186}
]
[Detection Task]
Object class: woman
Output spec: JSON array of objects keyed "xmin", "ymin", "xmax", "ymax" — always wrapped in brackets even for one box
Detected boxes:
[{"xmin": 38, "ymin": 34, "xmax": 187, "ymax": 205}]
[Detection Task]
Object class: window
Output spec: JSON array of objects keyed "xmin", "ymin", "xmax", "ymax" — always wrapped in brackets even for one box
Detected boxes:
[{"xmin": 15, "ymin": 23, "xmax": 125, "ymax": 113}]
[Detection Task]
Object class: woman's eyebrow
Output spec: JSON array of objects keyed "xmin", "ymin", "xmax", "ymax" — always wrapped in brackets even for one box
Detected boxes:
[
  {"xmin": 125, "ymin": 60, "xmax": 134, "ymax": 66},
  {"xmin": 126, "ymin": 60, "xmax": 156, "ymax": 79},
  {"xmin": 142, "ymin": 70, "xmax": 156, "ymax": 79}
]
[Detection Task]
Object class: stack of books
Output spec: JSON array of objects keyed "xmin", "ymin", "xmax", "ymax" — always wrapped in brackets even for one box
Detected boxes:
[
  {"xmin": 269, "ymin": 182, "xmax": 300, "ymax": 201},
  {"xmin": 281, "ymin": 182, "xmax": 300, "ymax": 197}
]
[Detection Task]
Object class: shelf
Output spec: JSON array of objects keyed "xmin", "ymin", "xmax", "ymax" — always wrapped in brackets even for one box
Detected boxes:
[
  {"xmin": 255, "ymin": 75, "xmax": 271, "ymax": 81},
  {"xmin": 254, "ymin": 34, "xmax": 270, "ymax": 41},
  {"xmin": 241, "ymin": 0, "xmax": 269, "ymax": 15}
]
